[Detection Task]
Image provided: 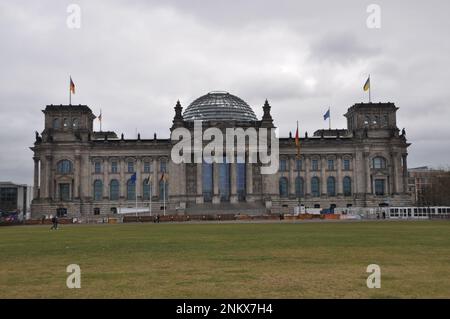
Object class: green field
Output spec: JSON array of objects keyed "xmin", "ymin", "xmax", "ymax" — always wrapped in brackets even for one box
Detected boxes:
[{"xmin": 0, "ymin": 220, "xmax": 449, "ymax": 298}]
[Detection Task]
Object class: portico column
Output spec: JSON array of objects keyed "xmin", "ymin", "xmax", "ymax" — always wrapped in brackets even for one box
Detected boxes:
[
  {"xmin": 46, "ymin": 155, "xmax": 53, "ymax": 199},
  {"xmin": 120, "ymin": 158, "xmax": 126, "ymax": 198},
  {"xmin": 246, "ymin": 160, "xmax": 253, "ymax": 202},
  {"xmin": 305, "ymin": 157, "xmax": 310, "ymax": 196},
  {"xmin": 402, "ymin": 153, "xmax": 408, "ymax": 194},
  {"xmin": 74, "ymin": 155, "xmax": 81, "ymax": 198},
  {"xmin": 391, "ymin": 152, "xmax": 398, "ymax": 194},
  {"xmin": 213, "ymin": 162, "xmax": 220, "ymax": 204},
  {"xmin": 196, "ymin": 162, "xmax": 203, "ymax": 203},
  {"xmin": 152, "ymin": 158, "xmax": 158, "ymax": 198},
  {"xmin": 321, "ymin": 156, "xmax": 327, "ymax": 195},
  {"xmin": 33, "ymin": 157, "xmax": 40, "ymax": 199},
  {"xmin": 80, "ymin": 154, "xmax": 90, "ymax": 199},
  {"xmin": 230, "ymin": 162, "xmax": 238, "ymax": 203},
  {"xmin": 289, "ymin": 157, "xmax": 295, "ymax": 196},
  {"xmin": 136, "ymin": 158, "xmax": 142, "ymax": 200},
  {"xmin": 39, "ymin": 156, "xmax": 47, "ymax": 199},
  {"xmin": 364, "ymin": 152, "xmax": 371, "ymax": 194},
  {"xmin": 102, "ymin": 158, "xmax": 108, "ymax": 199}
]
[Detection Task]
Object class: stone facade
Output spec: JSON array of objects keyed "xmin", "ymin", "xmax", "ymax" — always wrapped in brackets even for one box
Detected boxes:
[{"xmin": 30, "ymin": 96, "xmax": 412, "ymax": 218}]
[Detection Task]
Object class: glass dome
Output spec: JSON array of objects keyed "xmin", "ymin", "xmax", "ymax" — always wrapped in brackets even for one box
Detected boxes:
[{"xmin": 183, "ymin": 91, "xmax": 258, "ymax": 122}]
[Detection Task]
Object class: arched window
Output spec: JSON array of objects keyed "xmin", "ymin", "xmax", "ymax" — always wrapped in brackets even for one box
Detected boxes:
[
  {"xmin": 311, "ymin": 177, "xmax": 320, "ymax": 197},
  {"xmin": 295, "ymin": 177, "xmax": 304, "ymax": 197},
  {"xmin": 159, "ymin": 179, "xmax": 168, "ymax": 201},
  {"xmin": 63, "ymin": 118, "xmax": 69, "ymax": 128},
  {"xmin": 143, "ymin": 181, "xmax": 152, "ymax": 200},
  {"xmin": 53, "ymin": 118, "xmax": 60, "ymax": 129},
  {"xmin": 110, "ymin": 179, "xmax": 119, "ymax": 200},
  {"xmin": 72, "ymin": 118, "xmax": 79, "ymax": 128},
  {"xmin": 343, "ymin": 177, "xmax": 352, "ymax": 196},
  {"xmin": 57, "ymin": 160, "xmax": 73, "ymax": 174},
  {"xmin": 373, "ymin": 156, "xmax": 387, "ymax": 169},
  {"xmin": 279, "ymin": 177, "xmax": 288, "ymax": 198},
  {"xmin": 93, "ymin": 180, "xmax": 103, "ymax": 201},
  {"xmin": 327, "ymin": 176, "xmax": 336, "ymax": 196},
  {"xmin": 127, "ymin": 179, "xmax": 136, "ymax": 200}
]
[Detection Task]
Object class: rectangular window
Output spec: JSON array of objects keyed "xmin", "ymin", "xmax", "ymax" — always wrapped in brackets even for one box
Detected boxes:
[
  {"xmin": 59, "ymin": 183, "xmax": 70, "ymax": 201},
  {"xmin": 111, "ymin": 161, "xmax": 118, "ymax": 173},
  {"xmin": 375, "ymin": 179, "xmax": 385, "ymax": 196},
  {"xmin": 312, "ymin": 159, "xmax": 319, "ymax": 171},
  {"xmin": 94, "ymin": 162, "xmax": 101, "ymax": 174},
  {"xmin": 279, "ymin": 159, "xmax": 288, "ymax": 172},
  {"xmin": 160, "ymin": 161, "xmax": 167, "ymax": 173},
  {"xmin": 327, "ymin": 159, "xmax": 334, "ymax": 170},
  {"xmin": 295, "ymin": 159, "xmax": 302, "ymax": 171},
  {"xmin": 343, "ymin": 159, "xmax": 350, "ymax": 171},
  {"xmin": 128, "ymin": 161, "xmax": 134, "ymax": 173},
  {"xmin": 144, "ymin": 161, "xmax": 151, "ymax": 173}
]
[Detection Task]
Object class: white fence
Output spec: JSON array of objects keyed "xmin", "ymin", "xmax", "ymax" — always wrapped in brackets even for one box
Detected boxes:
[{"xmin": 334, "ymin": 206, "xmax": 450, "ymax": 220}]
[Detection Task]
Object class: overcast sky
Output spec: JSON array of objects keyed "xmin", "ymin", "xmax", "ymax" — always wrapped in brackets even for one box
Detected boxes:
[{"xmin": 1, "ymin": 0, "xmax": 449, "ymax": 184}]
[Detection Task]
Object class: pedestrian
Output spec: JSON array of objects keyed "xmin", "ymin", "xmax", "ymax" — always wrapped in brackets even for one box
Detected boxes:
[{"xmin": 50, "ymin": 216, "xmax": 59, "ymax": 230}]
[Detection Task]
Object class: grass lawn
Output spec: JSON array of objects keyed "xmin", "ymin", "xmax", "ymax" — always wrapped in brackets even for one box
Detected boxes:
[{"xmin": 0, "ymin": 220, "xmax": 449, "ymax": 298}]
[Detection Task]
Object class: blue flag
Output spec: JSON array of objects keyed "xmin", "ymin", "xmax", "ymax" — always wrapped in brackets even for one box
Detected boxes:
[
  {"xmin": 130, "ymin": 172, "xmax": 137, "ymax": 184},
  {"xmin": 323, "ymin": 109, "xmax": 330, "ymax": 120}
]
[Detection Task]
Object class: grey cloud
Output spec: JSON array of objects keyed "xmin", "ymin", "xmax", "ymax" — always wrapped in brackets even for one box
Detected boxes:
[{"xmin": 310, "ymin": 32, "xmax": 382, "ymax": 64}]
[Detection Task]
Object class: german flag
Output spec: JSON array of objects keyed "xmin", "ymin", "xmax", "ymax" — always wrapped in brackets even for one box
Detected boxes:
[
  {"xmin": 363, "ymin": 76, "xmax": 370, "ymax": 92},
  {"xmin": 70, "ymin": 77, "xmax": 75, "ymax": 94}
]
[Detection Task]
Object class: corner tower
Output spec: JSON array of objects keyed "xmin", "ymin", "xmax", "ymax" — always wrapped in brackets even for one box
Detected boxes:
[
  {"xmin": 344, "ymin": 102, "xmax": 400, "ymax": 138},
  {"xmin": 41, "ymin": 104, "xmax": 96, "ymax": 143}
]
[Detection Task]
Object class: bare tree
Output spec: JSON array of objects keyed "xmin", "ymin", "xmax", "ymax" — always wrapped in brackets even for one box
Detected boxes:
[{"xmin": 420, "ymin": 171, "xmax": 450, "ymax": 206}]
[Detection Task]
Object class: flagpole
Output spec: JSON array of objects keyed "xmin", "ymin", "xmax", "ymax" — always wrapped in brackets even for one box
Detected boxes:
[
  {"xmin": 163, "ymin": 177, "xmax": 166, "ymax": 216},
  {"xmin": 149, "ymin": 179, "xmax": 152, "ymax": 217},
  {"xmin": 296, "ymin": 121, "xmax": 301, "ymax": 212},
  {"xmin": 369, "ymin": 75, "xmax": 371, "ymax": 103},
  {"xmin": 69, "ymin": 76, "xmax": 71, "ymax": 105},
  {"xmin": 329, "ymin": 107, "xmax": 331, "ymax": 130},
  {"xmin": 135, "ymin": 177, "xmax": 138, "ymax": 218},
  {"xmin": 100, "ymin": 109, "xmax": 102, "ymax": 132}
]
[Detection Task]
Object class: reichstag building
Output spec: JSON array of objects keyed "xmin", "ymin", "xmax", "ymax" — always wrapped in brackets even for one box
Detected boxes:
[{"xmin": 30, "ymin": 91, "xmax": 412, "ymax": 217}]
